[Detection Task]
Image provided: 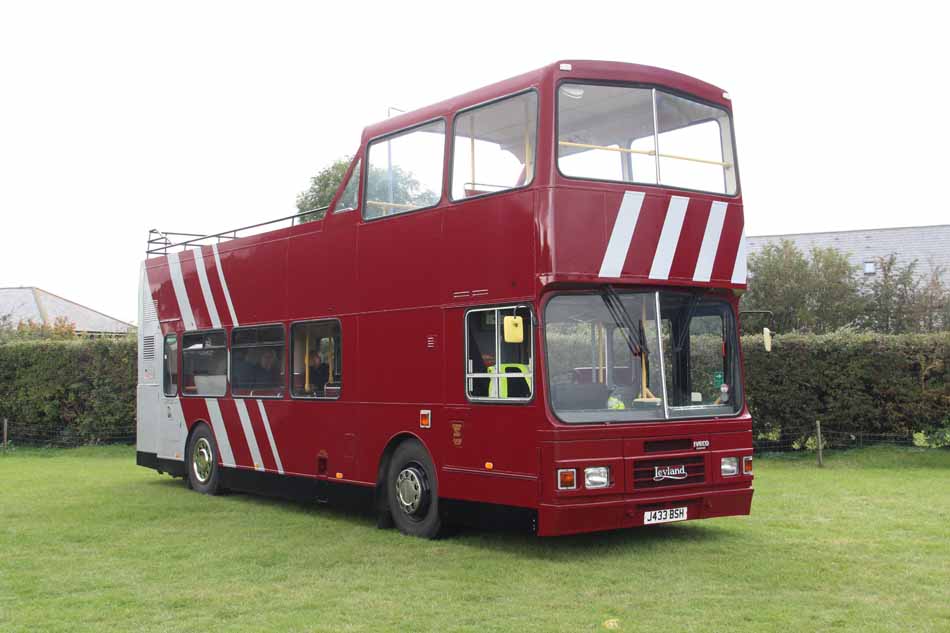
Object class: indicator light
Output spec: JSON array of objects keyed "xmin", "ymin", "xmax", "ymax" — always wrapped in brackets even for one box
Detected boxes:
[
  {"xmin": 335, "ymin": 472, "xmax": 343, "ymax": 479},
  {"xmin": 743, "ymin": 456, "xmax": 753, "ymax": 475},
  {"xmin": 419, "ymin": 409, "xmax": 431, "ymax": 429},
  {"xmin": 485, "ymin": 462, "xmax": 493, "ymax": 470},
  {"xmin": 557, "ymin": 468, "xmax": 577, "ymax": 490}
]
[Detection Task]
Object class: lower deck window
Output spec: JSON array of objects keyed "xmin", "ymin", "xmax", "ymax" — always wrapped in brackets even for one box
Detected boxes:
[
  {"xmin": 181, "ymin": 330, "xmax": 227, "ymax": 396},
  {"xmin": 230, "ymin": 325, "xmax": 285, "ymax": 398},
  {"xmin": 291, "ymin": 320, "xmax": 342, "ymax": 399},
  {"xmin": 466, "ymin": 306, "xmax": 533, "ymax": 401},
  {"xmin": 163, "ymin": 334, "xmax": 178, "ymax": 397}
]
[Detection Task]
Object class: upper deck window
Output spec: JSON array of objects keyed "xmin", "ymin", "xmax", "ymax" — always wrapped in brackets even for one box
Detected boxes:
[
  {"xmin": 558, "ymin": 83, "xmax": 737, "ymax": 195},
  {"xmin": 451, "ymin": 91, "xmax": 538, "ymax": 200},
  {"xmin": 365, "ymin": 120, "xmax": 445, "ymax": 219},
  {"xmin": 331, "ymin": 159, "xmax": 361, "ymax": 214}
]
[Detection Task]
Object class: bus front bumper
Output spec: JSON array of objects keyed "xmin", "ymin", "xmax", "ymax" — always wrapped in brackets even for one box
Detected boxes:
[{"xmin": 536, "ymin": 486, "xmax": 753, "ymax": 537}]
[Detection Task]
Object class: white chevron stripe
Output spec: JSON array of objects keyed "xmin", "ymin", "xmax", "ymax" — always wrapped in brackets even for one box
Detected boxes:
[
  {"xmin": 190, "ymin": 246, "xmax": 221, "ymax": 328},
  {"xmin": 234, "ymin": 399, "xmax": 264, "ymax": 471},
  {"xmin": 166, "ymin": 252, "xmax": 196, "ymax": 330},
  {"xmin": 648, "ymin": 196, "xmax": 689, "ymax": 280},
  {"xmin": 731, "ymin": 228, "xmax": 748, "ymax": 284},
  {"xmin": 257, "ymin": 400, "xmax": 284, "ymax": 474},
  {"xmin": 211, "ymin": 244, "xmax": 239, "ymax": 326},
  {"xmin": 599, "ymin": 191, "xmax": 646, "ymax": 278},
  {"xmin": 693, "ymin": 201, "xmax": 728, "ymax": 282},
  {"xmin": 204, "ymin": 398, "xmax": 235, "ymax": 467}
]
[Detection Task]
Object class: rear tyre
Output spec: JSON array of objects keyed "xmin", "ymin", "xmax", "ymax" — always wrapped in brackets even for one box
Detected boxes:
[
  {"xmin": 387, "ymin": 440, "xmax": 443, "ymax": 539},
  {"xmin": 187, "ymin": 424, "xmax": 222, "ymax": 495}
]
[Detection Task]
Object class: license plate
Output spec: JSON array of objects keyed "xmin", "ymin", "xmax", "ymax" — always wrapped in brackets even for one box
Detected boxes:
[{"xmin": 643, "ymin": 506, "xmax": 687, "ymax": 525}]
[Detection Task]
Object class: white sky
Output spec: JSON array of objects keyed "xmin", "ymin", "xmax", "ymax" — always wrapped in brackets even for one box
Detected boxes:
[{"xmin": 1, "ymin": 1, "xmax": 947, "ymax": 323}]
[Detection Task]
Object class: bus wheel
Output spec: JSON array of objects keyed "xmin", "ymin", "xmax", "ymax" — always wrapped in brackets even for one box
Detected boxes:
[
  {"xmin": 187, "ymin": 425, "xmax": 222, "ymax": 495},
  {"xmin": 387, "ymin": 440, "xmax": 442, "ymax": 539}
]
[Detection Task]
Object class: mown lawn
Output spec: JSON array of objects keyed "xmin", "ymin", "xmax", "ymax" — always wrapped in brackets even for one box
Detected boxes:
[{"xmin": 1, "ymin": 446, "xmax": 948, "ymax": 633}]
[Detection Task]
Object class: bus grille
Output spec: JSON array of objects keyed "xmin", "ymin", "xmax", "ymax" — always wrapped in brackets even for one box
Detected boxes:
[{"xmin": 633, "ymin": 456, "xmax": 705, "ymax": 489}]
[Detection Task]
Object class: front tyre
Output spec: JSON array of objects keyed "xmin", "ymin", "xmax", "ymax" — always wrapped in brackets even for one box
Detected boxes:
[
  {"xmin": 387, "ymin": 440, "xmax": 443, "ymax": 539},
  {"xmin": 187, "ymin": 424, "xmax": 223, "ymax": 495}
]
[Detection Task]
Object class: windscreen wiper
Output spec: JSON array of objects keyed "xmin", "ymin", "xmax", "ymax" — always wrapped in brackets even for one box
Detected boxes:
[
  {"xmin": 600, "ymin": 286, "xmax": 647, "ymax": 357},
  {"xmin": 674, "ymin": 292, "xmax": 703, "ymax": 353}
]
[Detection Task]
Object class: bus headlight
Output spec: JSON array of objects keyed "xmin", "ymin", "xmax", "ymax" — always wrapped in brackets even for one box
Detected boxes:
[
  {"xmin": 721, "ymin": 457, "xmax": 738, "ymax": 477},
  {"xmin": 584, "ymin": 466, "xmax": 610, "ymax": 489}
]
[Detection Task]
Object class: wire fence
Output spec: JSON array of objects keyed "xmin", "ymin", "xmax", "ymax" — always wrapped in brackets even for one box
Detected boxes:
[
  {"xmin": 753, "ymin": 430, "xmax": 926, "ymax": 453},
  {"xmin": 0, "ymin": 418, "xmax": 135, "ymax": 449},
  {"xmin": 1, "ymin": 416, "xmax": 944, "ymax": 455}
]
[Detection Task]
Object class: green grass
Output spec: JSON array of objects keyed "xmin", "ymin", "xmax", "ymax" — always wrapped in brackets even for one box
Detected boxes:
[{"xmin": 1, "ymin": 446, "xmax": 948, "ymax": 633}]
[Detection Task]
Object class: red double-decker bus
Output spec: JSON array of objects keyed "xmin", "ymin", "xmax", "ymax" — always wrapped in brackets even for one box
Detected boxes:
[{"xmin": 136, "ymin": 60, "xmax": 754, "ymax": 537}]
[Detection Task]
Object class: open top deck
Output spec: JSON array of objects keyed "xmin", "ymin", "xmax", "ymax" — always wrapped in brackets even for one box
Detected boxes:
[{"xmin": 147, "ymin": 60, "xmax": 745, "ymax": 294}]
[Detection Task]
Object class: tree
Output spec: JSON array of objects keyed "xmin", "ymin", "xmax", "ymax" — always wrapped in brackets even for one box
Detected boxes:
[
  {"xmin": 807, "ymin": 246, "xmax": 866, "ymax": 333},
  {"xmin": 15, "ymin": 317, "xmax": 77, "ymax": 340},
  {"xmin": 0, "ymin": 313, "xmax": 13, "ymax": 344},
  {"xmin": 742, "ymin": 241, "xmax": 864, "ymax": 334},
  {"xmin": 296, "ymin": 157, "xmax": 352, "ymax": 222},
  {"xmin": 295, "ymin": 156, "xmax": 435, "ymax": 223},
  {"xmin": 863, "ymin": 255, "xmax": 920, "ymax": 334},
  {"xmin": 742, "ymin": 241, "xmax": 814, "ymax": 333},
  {"xmin": 916, "ymin": 263, "xmax": 950, "ymax": 333}
]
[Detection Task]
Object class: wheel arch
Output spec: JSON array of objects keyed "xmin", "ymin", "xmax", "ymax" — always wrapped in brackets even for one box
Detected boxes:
[
  {"xmin": 374, "ymin": 432, "xmax": 433, "ymax": 516},
  {"xmin": 183, "ymin": 419, "xmax": 212, "ymax": 461}
]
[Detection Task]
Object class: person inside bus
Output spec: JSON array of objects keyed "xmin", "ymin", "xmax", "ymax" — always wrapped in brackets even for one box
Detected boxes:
[
  {"xmin": 308, "ymin": 350, "xmax": 330, "ymax": 394},
  {"xmin": 251, "ymin": 348, "xmax": 281, "ymax": 390}
]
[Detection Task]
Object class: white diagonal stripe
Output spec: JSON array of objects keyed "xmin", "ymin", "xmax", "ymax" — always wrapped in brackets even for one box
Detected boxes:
[
  {"xmin": 204, "ymin": 398, "xmax": 235, "ymax": 467},
  {"xmin": 599, "ymin": 191, "xmax": 645, "ymax": 278},
  {"xmin": 693, "ymin": 201, "xmax": 728, "ymax": 282},
  {"xmin": 191, "ymin": 246, "xmax": 221, "ymax": 328},
  {"xmin": 167, "ymin": 251, "xmax": 196, "ymax": 330},
  {"xmin": 648, "ymin": 196, "xmax": 689, "ymax": 280},
  {"xmin": 731, "ymin": 228, "xmax": 748, "ymax": 284},
  {"xmin": 211, "ymin": 243, "xmax": 239, "ymax": 326},
  {"xmin": 234, "ymin": 399, "xmax": 264, "ymax": 471},
  {"xmin": 257, "ymin": 400, "xmax": 284, "ymax": 474}
]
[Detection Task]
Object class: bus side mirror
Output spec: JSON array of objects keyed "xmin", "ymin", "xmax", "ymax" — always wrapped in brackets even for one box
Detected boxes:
[
  {"xmin": 503, "ymin": 316, "xmax": 524, "ymax": 344},
  {"xmin": 763, "ymin": 327, "xmax": 772, "ymax": 353}
]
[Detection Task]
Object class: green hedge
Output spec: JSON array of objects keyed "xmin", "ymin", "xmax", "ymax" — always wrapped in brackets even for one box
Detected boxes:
[
  {"xmin": 743, "ymin": 332, "xmax": 950, "ymax": 445},
  {"xmin": 0, "ymin": 333, "xmax": 947, "ymax": 447},
  {"xmin": 0, "ymin": 337, "xmax": 136, "ymax": 444}
]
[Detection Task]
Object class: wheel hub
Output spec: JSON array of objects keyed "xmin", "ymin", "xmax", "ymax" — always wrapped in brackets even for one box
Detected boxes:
[
  {"xmin": 193, "ymin": 437, "xmax": 213, "ymax": 483},
  {"xmin": 395, "ymin": 466, "xmax": 428, "ymax": 516}
]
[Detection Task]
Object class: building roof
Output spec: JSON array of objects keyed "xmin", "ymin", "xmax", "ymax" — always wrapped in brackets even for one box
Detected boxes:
[
  {"xmin": 748, "ymin": 224, "xmax": 950, "ymax": 282},
  {"xmin": 0, "ymin": 287, "xmax": 134, "ymax": 335}
]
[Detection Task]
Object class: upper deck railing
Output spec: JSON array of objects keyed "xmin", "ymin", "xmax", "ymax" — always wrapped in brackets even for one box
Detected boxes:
[{"xmin": 145, "ymin": 207, "xmax": 329, "ymax": 257}]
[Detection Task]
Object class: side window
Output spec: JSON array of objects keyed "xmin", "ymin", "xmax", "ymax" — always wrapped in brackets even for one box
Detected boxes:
[
  {"xmin": 230, "ymin": 325, "xmax": 285, "ymax": 398},
  {"xmin": 162, "ymin": 334, "xmax": 178, "ymax": 397},
  {"xmin": 290, "ymin": 320, "xmax": 342, "ymax": 399},
  {"xmin": 332, "ymin": 159, "xmax": 361, "ymax": 213},
  {"xmin": 452, "ymin": 91, "xmax": 538, "ymax": 199},
  {"xmin": 465, "ymin": 306, "xmax": 533, "ymax": 401},
  {"xmin": 365, "ymin": 120, "xmax": 445, "ymax": 219},
  {"xmin": 181, "ymin": 330, "xmax": 227, "ymax": 397}
]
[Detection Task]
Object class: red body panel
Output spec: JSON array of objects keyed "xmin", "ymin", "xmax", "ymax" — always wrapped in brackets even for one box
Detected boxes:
[{"xmin": 143, "ymin": 60, "xmax": 753, "ymax": 535}]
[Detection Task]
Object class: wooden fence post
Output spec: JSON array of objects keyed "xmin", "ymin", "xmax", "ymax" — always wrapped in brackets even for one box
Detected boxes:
[
  {"xmin": 2, "ymin": 418, "xmax": 7, "ymax": 450},
  {"xmin": 816, "ymin": 420, "xmax": 824, "ymax": 468}
]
